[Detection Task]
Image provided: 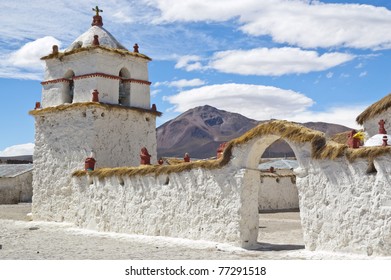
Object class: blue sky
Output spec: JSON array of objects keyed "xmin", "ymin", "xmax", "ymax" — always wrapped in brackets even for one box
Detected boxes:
[{"xmin": 2, "ymin": 0, "xmax": 391, "ymax": 155}]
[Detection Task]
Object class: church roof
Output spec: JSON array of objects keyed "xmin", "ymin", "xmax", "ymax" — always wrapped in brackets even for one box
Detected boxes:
[
  {"xmin": 356, "ymin": 93, "xmax": 391, "ymax": 125},
  {"xmin": 42, "ymin": 6, "xmax": 151, "ymax": 61},
  {"xmin": 65, "ymin": 25, "xmax": 127, "ymax": 52}
]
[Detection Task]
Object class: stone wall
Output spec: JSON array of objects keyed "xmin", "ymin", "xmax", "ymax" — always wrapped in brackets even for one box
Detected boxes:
[
  {"xmin": 297, "ymin": 156, "xmax": 391, "ymax": 256},
  {"xmin": 32, "ymin": 105, "xmax": 157, "ymax": 221},
  {"xmin": 70, "ymin": 164, "xmax": 258, "ymax": 248},
  {"xmin": 0, "ymin": 171, "xmax": 33, "ymax": 204}
]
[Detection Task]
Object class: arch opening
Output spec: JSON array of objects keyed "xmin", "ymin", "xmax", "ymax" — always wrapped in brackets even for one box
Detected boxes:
[
  {"xmin": 242, "ymin": 135, "xmax": 304, "ymax": 251},
  {"xmin": 63, "ymin": 70, "xmax": 75, "ymax": 103},
  {"xmin": 119, "ymin": 68, "xmax": 131, "ymax": 106}
]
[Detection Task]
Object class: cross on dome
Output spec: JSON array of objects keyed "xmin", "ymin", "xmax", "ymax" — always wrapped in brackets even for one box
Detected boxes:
[
  {"xmin": 91, "ymin": 6, "xmax": 103, "ymax": 27},
  {"xmin": 92, "ymin": 6, "xmax": 103, "ymax": 16}
]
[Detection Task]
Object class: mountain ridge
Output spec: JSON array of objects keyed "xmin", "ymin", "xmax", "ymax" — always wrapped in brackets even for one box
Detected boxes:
[{"xmin": 157, "ymin": 105, "xmax": 352, "ymax": 159}]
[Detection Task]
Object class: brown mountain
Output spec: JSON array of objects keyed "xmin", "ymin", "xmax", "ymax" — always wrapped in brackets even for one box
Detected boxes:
[{"xmin": 157, "ymin": 105, "xmax": 352, "ymax": 159}]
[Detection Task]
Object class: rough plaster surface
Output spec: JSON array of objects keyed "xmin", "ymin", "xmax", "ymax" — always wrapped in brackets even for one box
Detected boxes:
[
  {"xmin": 70, "ymin": 165, "xmax": 258, "ymax": 248},
  {"xmin": 297, "ymin": 157, "xmax": 391, "ymax": 256},
  {"xmin": 32, "ymin": 106, "xmax": 157, "ymax": 221},
  {"xmin": 0, "ymin": 171, "xmax": 32, "ymax": 204}
]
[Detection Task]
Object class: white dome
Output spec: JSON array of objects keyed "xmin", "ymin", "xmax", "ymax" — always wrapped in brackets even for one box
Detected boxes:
[
  {"xmin": 363, "ymin": 134, "xmax": 391, "ymax": 147},
  {"xmin": 65, "ymin": 26, "xmax": 127, "ymax": 52}
]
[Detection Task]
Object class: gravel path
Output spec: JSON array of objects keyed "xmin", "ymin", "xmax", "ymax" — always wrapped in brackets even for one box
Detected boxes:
[{"xmin": 0, "ymin": 204, "xmax": 384, "ymax": 260}]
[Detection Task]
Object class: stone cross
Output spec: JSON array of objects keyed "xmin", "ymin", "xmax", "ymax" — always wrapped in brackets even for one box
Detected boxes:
[{"xmin": 92, "ymin": 6, "xmax": 103, "ymax": 16}]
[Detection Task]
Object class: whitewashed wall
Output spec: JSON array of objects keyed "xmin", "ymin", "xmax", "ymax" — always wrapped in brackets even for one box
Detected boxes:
[
  {"xmin": 297, "ymin": 157, "xmax": 391, "ymax": 256},
  {"xmin": 32, "ymin": 106, "xmax": 157, "ymax": 221},
  {"xmin": 363, "ymin": 110, "xmax": 391, "ymax": 137},
  {"xmin": 258, "ymin": 175, "xmax": 298, "ymax": 211},
  {"xmin": 42, "ymin": 50, "xmax": 150, "ymax": 109},
  {"xmin": 0, "ymin": 171, "xmax": 33, "ymax": 204},
  {"xmin": 70, "ymin": 165, "xmax": 258, "ymax": 248}
]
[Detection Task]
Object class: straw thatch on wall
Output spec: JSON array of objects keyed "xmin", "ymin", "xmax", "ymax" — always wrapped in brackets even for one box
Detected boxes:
[
  {"xmin": 29, "ymin": 102, "xmax": 162, "ymax": 117},
  {"xmin": 330, "ymin": 131, "xmax": 350, "ymax": 144},
  {"xmin": 356, "ymin": 93, "xmax": 391, "ymax": 125},
  {"xmin": 72, "ymin": 119, "xmax": 391, "ymax": 179},
  {"xmin": 41, "ymin": 45, "xmax": 151, "ymax": 61}
]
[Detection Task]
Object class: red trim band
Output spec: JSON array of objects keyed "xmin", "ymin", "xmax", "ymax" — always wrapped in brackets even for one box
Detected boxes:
[{"xmin": 41, "ymin": 73, "xmax": 151, "ymax": 85}]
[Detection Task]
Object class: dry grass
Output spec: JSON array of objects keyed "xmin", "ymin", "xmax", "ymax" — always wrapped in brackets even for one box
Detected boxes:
[
  {"xmin": 41, "ymin": 45, "xmax": 151, "ymax": 61},
  {"xmin": 312, "ymin": 141, "xmax": 348, "ymax": 160},
  {"xmin": 346, "ymin": 146, "xmax": 391, "ymax": 162},
  {"xmin": 29, "ymin": 102, "xmax": 162, "ymax": 117},
  {"xmin": 356, "ymin": 93, "xmax": 391, "ymax": 125},
  {"xmin": 329, "ymin": 131, "xmax": 350, "ymax": 144}
]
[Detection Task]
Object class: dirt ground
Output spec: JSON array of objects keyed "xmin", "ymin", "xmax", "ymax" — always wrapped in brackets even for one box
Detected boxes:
[{"xmin": 0, "ymin": 203, "xmax": 378, "ymax": 260}]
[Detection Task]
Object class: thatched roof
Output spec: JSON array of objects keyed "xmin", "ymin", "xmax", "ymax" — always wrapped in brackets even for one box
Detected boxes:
[
  {"xmin": 329, "ymin": 131, "xmax": 350, "ymax": 144},
  {"xmin": 29, "ymin": 102, "xmax": 162, "ymax": 117},
  {"xmin": 356, "ymin": 93, "xmax": 391, "ymax": 125},
  {"xmin": 72, "ymin": 120, "xmax": 391, "ymax": 179},
  {"xmin": 41, "ymin": 45, "xmax": 151, "ymax": 61}
]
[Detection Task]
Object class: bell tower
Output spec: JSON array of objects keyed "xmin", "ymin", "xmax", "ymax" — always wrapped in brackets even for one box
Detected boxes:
[{"xmin": 30, "ymin": 7, "xmax": 160, "ymax": 221}]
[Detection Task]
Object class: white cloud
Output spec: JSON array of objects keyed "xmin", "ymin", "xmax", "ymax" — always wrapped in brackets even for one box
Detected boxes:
[
  {"xmin": 287, "ymin": 106, "xmax": 365, "ymax": 129},
  {"xmin": 359, "ymin": 71, "xmax": 368, "ymax": 77},
  {"xmin": 156, "ymin": 78, "xmax": 206, "ymax": 88},
  {"xmin": 149, "ymin": 0, "xmax": 391, "ymax": 50},
  {"xmin": 8, "ymin": 36, "xmax": 61, "ymax": 70},
  {"xmin": 0, "ymin": 143, "xmax": 34, "ymax": 157},
  {"xmin": 166, "ymin": 83, "xmax": 314, "ymax": 119},
  {"xmin": 209, "ymin": 48, "xmax": 354, "ymax": 76},
  {"xmin": 0, "ymin": 36, "xmax": 61, "ymax": 80},
  {"xmin": 166, "ymin": 83, "xmax": 365, "ymax": 128},
  {"xmin": 326, "ymin": 72, "xmax": 334, "ymax": 79},
  {"xmin": 175, "ymin": 55, "xmax": 205, "ymax": 71}
]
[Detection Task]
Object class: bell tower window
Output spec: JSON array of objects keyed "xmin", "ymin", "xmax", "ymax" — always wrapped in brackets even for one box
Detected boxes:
[
  {"xmin": 64, "ymin": 70, "xmax": 75, "ymax": 103},
  {"xmin": 119, "ymin": 68, "xmax": 130, "ymax": 105}
]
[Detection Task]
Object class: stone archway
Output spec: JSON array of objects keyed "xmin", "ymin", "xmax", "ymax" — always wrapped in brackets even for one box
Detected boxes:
[{"xmin": 230, "ymin": 131, "xmax": 313, "ymax": 250}]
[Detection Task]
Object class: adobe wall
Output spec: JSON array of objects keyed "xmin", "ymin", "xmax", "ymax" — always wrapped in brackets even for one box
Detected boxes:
[
  {"xmin": 298, "ymin": 156, "xmax": 391, "ymax": 256},
  {"xmin": 0, "ymin": 171, "xmax": 33, "ymax": 204},
  {"xmin": 32, "ymin": 105, "xmax": 157, "ymax": 221},
  {"xmin": 70, "ymin": 164, "xmax": 259, "ymax": 248}
]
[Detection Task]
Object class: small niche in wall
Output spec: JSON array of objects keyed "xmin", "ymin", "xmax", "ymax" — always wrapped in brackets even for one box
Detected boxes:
[
  {"xmin": 275, "ymin": 178, "xmax": 280, "ymax": 183},
  {"xmin": 164, "ymin": 176, "xmax": 170, "ymax": 185},
  {"xmin": 260, "ymin": 177, "xmax": 264, "ymax": 184},
  {"xmin": 88, "ymin": 176, "xmax": 93, "ymax": 185},
  {"xmin": 119, "ymin": 177, "xmax": 125, "ymax": 186},
  {"xmin": 291, "ymin": 176, "xmax": 296, "ymax": 184},
  {"xmin": 366, "ymin": 161, "xmax": 377, "ymax": 175},
  {"xmin": 145, "ymin": 117, "xmax": 150, "ymax": 122},
  {"xmin": 82, "ymin": 111, "xmax": 86, "ymax": 117},
  {"xmin": 101, "ymin": 112, "xmax": 105, "ymax": 118}
]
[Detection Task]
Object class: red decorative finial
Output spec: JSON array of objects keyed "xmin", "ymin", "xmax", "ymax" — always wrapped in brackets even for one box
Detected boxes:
[
  {"xmin": 383, "ymin": 136, "xmax": 388, "ymax": 146},
  {"xmin": 184, "ymin": 153, "xmax": 190, "ymax": 162},
  {"xmin": 133, "ymin": 43, "xmax": 139, "ymax": 53},
  {"xmin": 92, "ymin": 35, "xmax": 100, "ymax": 46},
  {"xmin": 140, "ymin": 147, "xmax": 151, "ymax": 165},
  {"xmin": 379, "ymin": 119, "xmax": 387, "ymax": 134},
  {"xmin": 92, "ymin": 89, "xmax": 99, "ymax": 102},
  {"xmin": 92, "ymin": 6, "xmax": 103, "ymax": 27}
]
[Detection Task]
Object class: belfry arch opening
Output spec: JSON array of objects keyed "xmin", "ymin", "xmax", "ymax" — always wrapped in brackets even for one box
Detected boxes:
[
  {"xmin": 244, "ymin": 135, "xmax": 304, "ymax": 251},
  {"xmin": 64, "ymin": 70, "xmax": 75, "ymax": 103},
  {"xmin": 119, "ymin": 68, "xmax": 131, "ymax": 106}
]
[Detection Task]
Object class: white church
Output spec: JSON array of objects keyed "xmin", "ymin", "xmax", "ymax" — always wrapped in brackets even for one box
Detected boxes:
[{"xmin": 30, "ymin": 7, "xmax": 391, "ymax": 256}]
